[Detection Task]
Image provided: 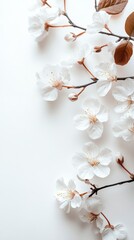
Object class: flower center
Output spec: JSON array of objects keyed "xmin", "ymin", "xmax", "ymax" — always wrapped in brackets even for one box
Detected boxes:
[
  {"xmin": 52, "ymin": 80, "xmax": 63, "ymax": 90},
  {"xmin": 128, "ymin": 98, "xmax": 134, "ymax": 106},
  {"xmin": 89, "ymin": 159, "xmax": 100, "ymax": 166},
  {"xmin": 88, "ymin": 213, "xmax": 98, "ymax": 222},
  {"xmin": 129, "ymin": 125, "xmax": 134, "ymax": 133},
  {"xmin": 100, "ymin": 71, "xmax": 117, "ymax": 82},
  {"xmin": 89, "ymin": 114, "xmax": 97, "ymax": 124},
  {"xmin": 57, "ymin": 190, "xmax": 75, "ymax": 200}
]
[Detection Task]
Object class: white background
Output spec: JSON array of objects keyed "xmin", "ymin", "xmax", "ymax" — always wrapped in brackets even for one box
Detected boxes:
[{"xmin": 0, "ymin": 0, "xmax": 134, "ymax": 239}]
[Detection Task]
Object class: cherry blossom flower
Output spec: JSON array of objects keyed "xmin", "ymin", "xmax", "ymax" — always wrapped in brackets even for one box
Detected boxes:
[
  {"xmin": 113, "ymin": 78, "xmax": 134, "ymax": 118},
  {"xmin": 56, "ymin": 178, "xmax": 82, "ymax": 213},
  {"xmin": 36, "ymin": 64, "xmax": 70, "ymax": 101},
  {"xmin": 95, "ymin": 62, "xmax": 117, "ymax": 96},
  {"xmin": 73, "ymin": 142, "xmax": 112, "ymax": 179},
  {"xmin": 86, "ymin": 11, "xmax": 110, "ymax": 34},
  {"xmin": 73, "ymin": 98, "xmax": 108, "ymax": 139},
  {"xmin": 113, "ymin": 116, "xmax": 134, "ymax": 141},
  {"xmin": 101, "ymin": 224, "xmax": 127, "ymax": 240},
  {"xmin": 28, "ymin": 6, "xmax": 61, "ymax": 42}
]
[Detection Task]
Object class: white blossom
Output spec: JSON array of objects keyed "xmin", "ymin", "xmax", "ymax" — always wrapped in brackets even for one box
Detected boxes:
[
  {"xmin": 113, "ymin": 78, "xmax": 134, "ymax": 118},
  {"xmin": 73, "ymin": 142, "xmax": 112, "ymax": 179},
  {"xmin": 79, "ymin": 196, "xmax": 104, "ymax": 231},
  {"xmin": 113, "ymin": 116, "xmax": 134, "ymax": 141},
  {"xmin": 36, "ymin": 64, "xmax": 70, "ymax": 101},
  {"xmin": 95, "ymin": 62, "xmax": 117, "ymax": 96},
  {"xmin": 73, "ymin": 98, "xmax": 108, "ymax": 139},
  {"xmin": 56, "ymin": 178, "xmax": 82, "ymax": 213},
  {"xmin": 86, "ymin": 11, "xmax": 110, "ymax": 34},
  {"xmin": 28, "ymin": 6, "xmax": 61, "ymax": 42},
  {"xmin": 101, "ymin": 224, "xmax": 127, "ymax": 240}
]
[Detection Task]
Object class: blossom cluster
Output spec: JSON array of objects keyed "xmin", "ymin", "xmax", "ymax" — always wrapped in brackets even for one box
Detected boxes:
[{"xmin": 28, "ymin": 0, "xmax": 134, "ymax": 239}]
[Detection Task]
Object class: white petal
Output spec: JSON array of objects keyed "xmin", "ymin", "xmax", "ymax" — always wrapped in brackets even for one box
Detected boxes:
[
  {"xmin": 129, "ymin": 105, "xmax": 134, "ymax": 118},
  {"xmin": 79, "ymin": 209, "xmax": 90, "ymax": 223},
  {"xmin": 122, "ymin": 129, "xmax": 134, "ymax": 141},
  {"xmin": 98, "ymin": 149, "xmax": 113, "ymax": 165},
  {"xmin": 56, "ymin": 178, "xmax": 67, "ymax": 192},
  {"xmin": 68, "ymin": 180, "xmax": 76, "ymax": 191},
  {"xmin": 93, "ymin": 165, "xmax": 110, "ymax": 178},
  {"xmin": 114, "ymin": 102, "xmax": 129, "ymax": 113},
  {"xmin": 41, "ymin": 86, "xmax": 58, "ymax": 101},
  {"xmin": 82, "ymin": 98, "xmax": 101, "ymax": 115},
  {"xmin": 83, "ymin": 142, "xmax": 99, "ymax": 159},
  {"xmin": 97, "ymin": 80, "xmax": 112, "ymax": 96},
  {"xmin": 88, "ymin": 122, "xmax": 103, "ymax": 139},
  {"xmin": 97, "ymin": 105, "xmax": 108, "ymax": 122},
  {"xmin": 60, "ymin": 201, "xmax": 70, "ymax": 213},
  {"xmin": 96, "ymin": 217, "xmax": 105, "ymax": 232},
  {"xmin": 102, "ymin": 228, "xmax": 115, "ymax": 240},
  {"xmin": 71, "ymin": 194, "xmax": 81, "ymax": 208},
  {"xmin": 72, "ymin": 152, "xmax": 89, "ymax": 168},
  {"xmin": 78, "ymin": 165, "xmax": 94, "ymax": 179},
  {"xmin": 86, "ymin": 196, "xmax": 103, "ymax": 214},
  {"xmin": 87, "ymin": 22, "xmax": 104, "ymax": 34},
  {"xmin": 114, "ymin": 224, "xmax": 127, "ymax": 239},
  {"xmin": 113, "ymin": 86, "xmax": 128, "ymax": 102},
  {"xmin": 73, "ymin": 114, "xmax": 89, "ymax": 130}
]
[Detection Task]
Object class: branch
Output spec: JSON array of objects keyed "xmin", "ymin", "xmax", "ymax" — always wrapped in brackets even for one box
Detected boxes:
[
  {"xmin": 94, "ymin": 0, "xmax": 98, "ymax": 11},
  {"xmin": 89, "ymin": 179, "xmax": 134, "ymax": 197},
  {"xmin": 63, "ymin": 13, "xmax": 134, "ymax": 42},
  {"xmin": 63, "ymin": 76, "xmax": 134, "ymax": 90}
]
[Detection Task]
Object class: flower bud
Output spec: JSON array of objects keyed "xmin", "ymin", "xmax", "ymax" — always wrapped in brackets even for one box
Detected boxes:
[
  {"xmin": 68, "ymin": 93, "xmax": 78, "ymax": 101},
  {"xmin": 64, "ymin": 33, "xmax": 76, "ymax": 42},
  {"xmin": 116, "ymin": 152, "xmax": 124, "ymax": 164}
]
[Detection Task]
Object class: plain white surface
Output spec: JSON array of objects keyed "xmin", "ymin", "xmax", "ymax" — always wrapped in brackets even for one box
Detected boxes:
[{"xmin": 0, "ymin": 0, "xmax": 134, "ymax": 239}]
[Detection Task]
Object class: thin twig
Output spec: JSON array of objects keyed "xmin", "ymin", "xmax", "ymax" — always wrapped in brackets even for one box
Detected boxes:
[
  {"xmin": 94, "ymin": 0, "xmax": 98, "ymax": 11},
  {"xmin": 63, "ymin": 13, "xmax": 134, "ymax": 42},
  {"xmin": 89, "ymin": 179, "xmax": 134, "ymax": 197},
  {"xmin": 64, "ymin": 0, "xmax": 66, "ymax": 12}
]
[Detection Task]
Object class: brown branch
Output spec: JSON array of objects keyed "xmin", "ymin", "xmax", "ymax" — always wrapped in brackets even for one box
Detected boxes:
[{"xmin": 89, "ymin": 179, "xmax": 134, "ymax": 197}]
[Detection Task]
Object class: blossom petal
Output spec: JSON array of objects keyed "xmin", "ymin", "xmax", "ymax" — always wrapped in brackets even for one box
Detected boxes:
[
  {"xmin": 56, "ymin": 178, "xmax": 67, "ymax": 192},
  {"xmin": 42, "ymin": 86, "xmax": 58, "ymax": 101},
  {"xmin": 78, "ymin": 165, "xmax": 94, "ymax": 179},
  {"xmin": 113, "ymin": 86, "xmax": 128, "ymax": 102},
  {"xmin": 83, "ymin": 142, "xmax": 99, "ymax": 159},
  {"xmin": 93, "ymin": 165, "xmax": 110, "ymax": 178},
  {"xmin": 86, "ymin": 196, "xmax": 103, "ymax": 214},
  {"xmin": 97, "ymin": 80, "xmax": 112, "ymax": 96},
  {"xmin": 98, "ymin": 149, "xmax": 113, "ymax": 165},
  {"xmin": 82, "ymin": 98, "xmax": 101, "ymax": 115},
  {"xmin": 72, "ymin": 152, "xmax": 89, "ymax": 168},
  {"xmin": 79, "ymin": 209, "xmax": 90, "ymax": 223},
  {"xmin": 74, "ymin": 114, "xmax": 89, "ymax": 130},
  {"xmin": 68, "ymin": 180, "xmax": 76, "ymax": 191},
  {"xmin": 114, "ymin": 224, "xmax": 127, "ymax": 239},
  {"xmin": 102, "ymin": 228, "xmax": 115, "ymax": 240},
  {"xmin": 114, "ymin": 102, "xmax": 129, "ymax": 113},
  {"xmin": 88, "ymin": 122, "xmax": 103, "ymax": 139},
  {"xmin": 60, "ymin": 201, "xmax": 70, "ymax": 213},
  {"xmin": 97, "ymin": 106, "xmax": 108, "ymax": 122},
  {"xmin": 71, "ymin": 194, "xmax": 81, "ymax": 208}
]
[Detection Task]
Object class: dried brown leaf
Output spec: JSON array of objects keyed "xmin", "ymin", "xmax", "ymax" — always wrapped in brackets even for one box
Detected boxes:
[
  {"xmin": 114, "ymin": 40, "xmax": 133, "ymax": 65},
  {"xmin": 125, "ymin": 12, "xmax": 134, "ymax": 37},
  {"xmin": 98, "ymin": 0, "xmax": 128, "ymax": 15}
]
